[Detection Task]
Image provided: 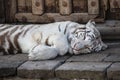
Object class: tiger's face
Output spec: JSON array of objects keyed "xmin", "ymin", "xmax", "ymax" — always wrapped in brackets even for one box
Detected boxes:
[{"xmin": 69, "ymin": 20, "xmax": 107, "ymax": 55}]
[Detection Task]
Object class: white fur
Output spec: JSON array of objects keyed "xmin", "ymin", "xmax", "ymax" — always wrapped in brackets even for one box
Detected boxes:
[{"xmin": 0, "ymin": 21, "xmax": 107, "ymax": 60}]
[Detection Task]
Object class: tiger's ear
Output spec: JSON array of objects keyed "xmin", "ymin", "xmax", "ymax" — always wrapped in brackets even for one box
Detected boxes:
[
  {"xmin": 88, "ymin": 19, "xmax": 96, "ymax": 25},
  {"xmin": 86, "ymin": 19, "xmax": 96, "ymax": 27}
]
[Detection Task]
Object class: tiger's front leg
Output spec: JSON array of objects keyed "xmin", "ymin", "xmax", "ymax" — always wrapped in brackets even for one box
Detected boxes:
[
  {"xmin": 50, "ymin": 34, "xmax": 69, "ymax": 56},
  {"xmin": 28, "ymin": 45, "xmax": 59, "ymax": 60}
]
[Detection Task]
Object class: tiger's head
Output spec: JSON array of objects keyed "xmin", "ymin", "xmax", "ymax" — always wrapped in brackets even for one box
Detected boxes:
[{"xmin": 68, "ymin": 20, "xmax": 107, "ymax": 55}]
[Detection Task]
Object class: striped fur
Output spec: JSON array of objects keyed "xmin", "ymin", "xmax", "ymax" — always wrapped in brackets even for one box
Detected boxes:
[{"xmin": 0, "ymin": 21, "xmax": 107, "ymax": 60}]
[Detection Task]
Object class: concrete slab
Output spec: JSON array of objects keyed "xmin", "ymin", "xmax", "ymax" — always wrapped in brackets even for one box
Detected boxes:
[
  {"xmin": 0, "ymin": 54, "xmax": 28, "ymax": 62},
  {"xmin": 8, "ymin": 54, "xmax": 28, "ymax": 61},
  {"xmin": 18, "ymin": 61, "xmax": 62, "ymax": 79},
  {"xmin": 0, "ymin": 52, "xmax": 3, "ymax": 56},
  {"xmin": 98, "ymin": 20, "xmax": 120, "ymax": 28},
  {"xmin": 56, "ymin": 62, "xmax": 111, "ymax": 80},
  {"xmin": 105, "ymin": 20, "xmax": 116, "ymax": 27},
  {"xmin": 106, "ymin": 41, "xmax": 120, "ymax": 48},
  {"xmin": 0, "ymin": 55, "xmax": 12, "ymax": 61},
  {"xmin": 104, "ymin": 42, "xmax": 120, "ymax": 55},
  {"xmin": 104, "ymin": 53, "xmax": 120, "ymax": 62},
  {"xmin": 67, "ymin": 52, "xmax": 109, "ymax": 62},
  {"xmin": 107, "ymin": 47, "xmax": 120, "ymax": 54},
  {"xmin": 0, "ymin": 61, "xmax": 24, "ymax": 77},
  {"xmin": 48, "ymin": 55, "xmax": 71, "ymax": 62},
  {"xmin": 107, "ymin": 63, "xmax": 120, "ymax": 80},
  {"xmin": 0, "ymin": 54, "xmax": 28, "ymax": 77}
]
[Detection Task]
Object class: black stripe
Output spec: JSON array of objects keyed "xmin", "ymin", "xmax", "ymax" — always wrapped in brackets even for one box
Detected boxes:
[
  {"xmin": 19, "ymin": 25, "xmax": 26, "ymax": 30},
  {"xmin": 22, "ymin": 25, "xmax": 33, "ymax": 37},
  {"xmin": 83, "ymin": 30, "xmax": 86, "ymax": 40},
  {"xmin": 64, "ymin": 24, "xmax": 69, "ymax": 34},
  {"xmin": 9, "ymin": 27, "xmax": 18, "ymax": 35},
  {"xmin": 13, "ymin": 31, "xmax": 23, "ymax": 53},
  {"xmin": 0, "ymin": 24, "xmax": 5, "ymax": 27},
  {"xmin": 58, "ymin": 24, "xmax": 61, "ymax": 32},
  {"xmin": 0, "ymin": 25, "xmax": 12, "ymax": 32},
  {"xmin": 6, "ymin": 35, "xmax": 15, "ymax": 54},
  {"xmin": 72, "ymin": 27, "xmax": 86, "ymax": 34},
  {"xmin": 0, "ymin": 32, "xmax": 9, "ymax": 54}
]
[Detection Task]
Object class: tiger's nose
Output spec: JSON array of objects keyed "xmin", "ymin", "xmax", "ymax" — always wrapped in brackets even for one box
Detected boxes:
[
  {"xmin": 74, "ymin": 42, "xmax": 84, "ymax": 49},
  {"xmin": 72, "ymin": 42, "xmax": 85, "ymax": 51}
]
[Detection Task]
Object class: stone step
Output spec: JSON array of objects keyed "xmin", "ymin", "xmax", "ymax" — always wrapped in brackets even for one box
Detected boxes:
[
  {"xmin": 107, "ymin": 63, "xmax": 120, "ymax": 80},
  {"xmin": 0, "ymin": 42, "xmax": 120, "ymax": 80},
  {"xmin": 18, "ymin": 61, "xmax": 62, "ymax": 79},
  {"xmin": 56, "ymin": 62, "xmax": 112, "ymax": 80},
  {"xmin": 0, "ymin": 54, "xmax": 28, "ymax": 77}
]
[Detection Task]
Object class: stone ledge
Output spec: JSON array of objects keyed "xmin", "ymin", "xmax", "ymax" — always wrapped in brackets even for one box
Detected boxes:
[
  {"xmin": 0, "ymin": 41, "xmax": 120, "ymax": 80},
  {"xmin": 56, "ymin": 62, "xmax": 112, "ymax": 80},
  {"xmin": 0, "ymin": 54, "xmax": 28, "ymax": 77},
  {"xmin": 104, "ymin": 53, "xmax": 120, "ymax": 62},
  {"xmin": 0, "ymin": 61, "xmax": 24, "ymax": 77},
  {"xmin": 18, "ymin": 61, "xmax": 62, "ymax": 79},
  {"xmin": 107, "ymin": 62, "xmax": 120, "ymax": 80},
  {"xmin": 17, "ymin": 56, "xmax": 70, "ymax": 79},
  {"xmin": 0, "ymin": 54, "xmax": 28, "ymax": 62},
  {"xmin": 67, "ymin": 52, "xmax": 109, "ymax": 62}
]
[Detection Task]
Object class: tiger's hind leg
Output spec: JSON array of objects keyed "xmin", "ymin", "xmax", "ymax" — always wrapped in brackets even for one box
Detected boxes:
[{"xmin": 28, "ymin": 45, "xmax": 59, "ymax": 60}]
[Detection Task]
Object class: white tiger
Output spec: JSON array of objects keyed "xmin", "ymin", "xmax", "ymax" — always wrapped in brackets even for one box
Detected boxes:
[{"xmin": 0, "ymin": 20, "xmax": 107, "ymax": 60}]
